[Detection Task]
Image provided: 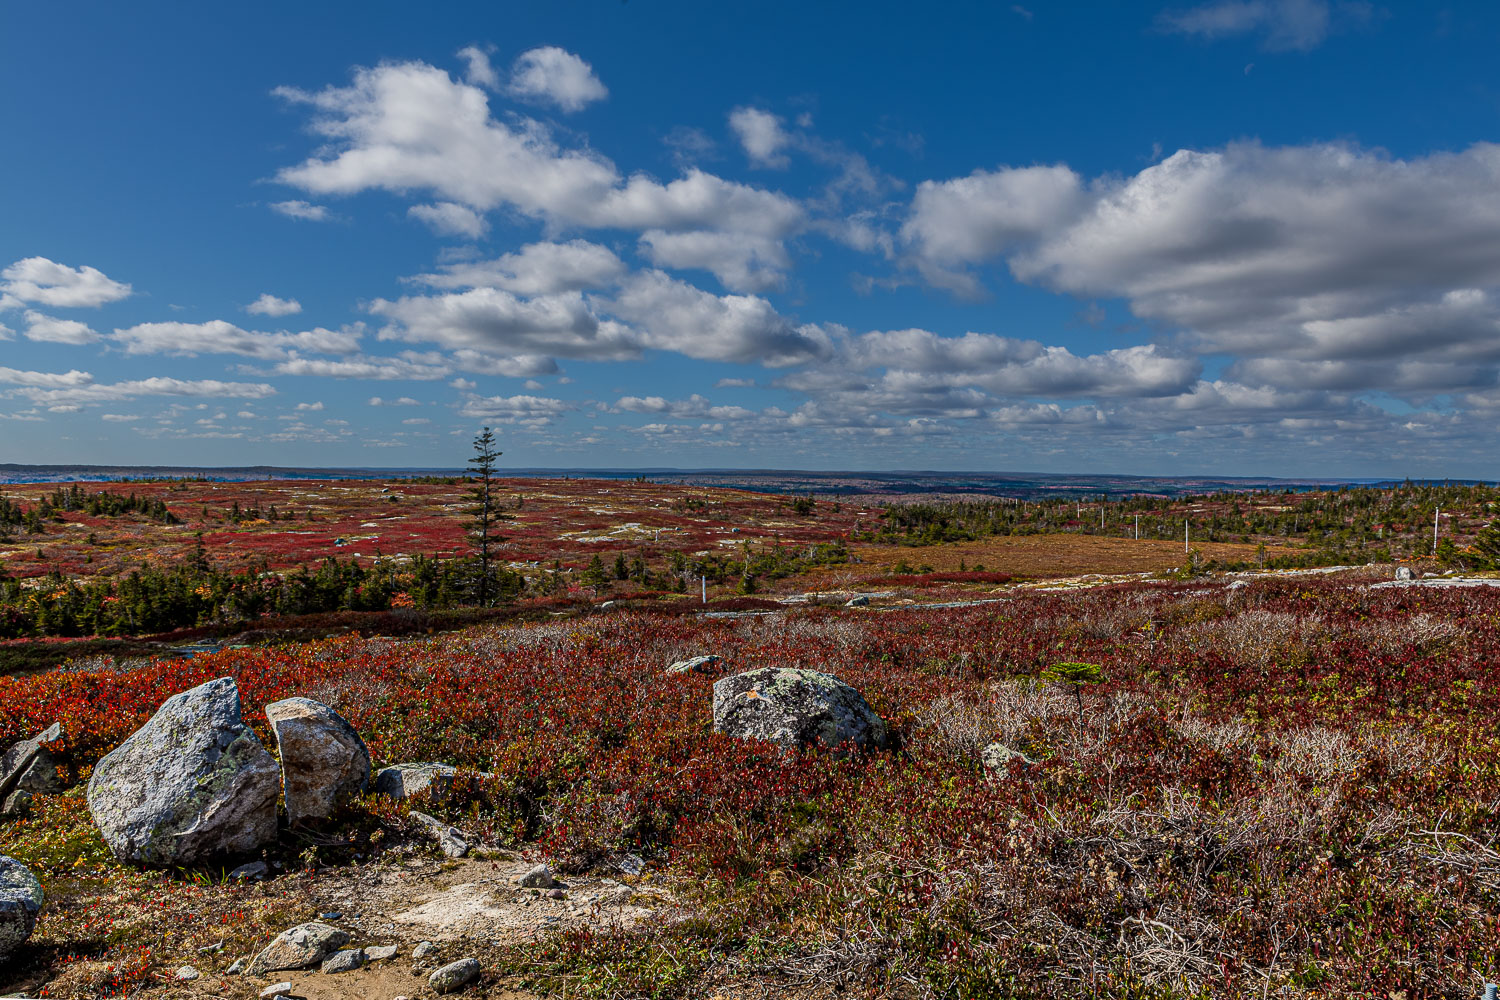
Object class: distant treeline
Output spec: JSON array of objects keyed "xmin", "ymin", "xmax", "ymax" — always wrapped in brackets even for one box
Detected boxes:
[
  {"xmin": 0, "ymin": 551, "xmax": 529, "ymax": 639},
  {"xmin": 0, "ymin": 484, "xmax": 177, "ymax": 535},
  {"xmin": 863, "ymin": 482, "xmax": 1500, "ymax": 567}
]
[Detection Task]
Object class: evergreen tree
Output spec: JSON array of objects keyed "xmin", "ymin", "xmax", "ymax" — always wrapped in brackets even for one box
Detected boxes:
[{"xmin": 467, "ymin": 427, "xmax": 505, "ymax": 606}]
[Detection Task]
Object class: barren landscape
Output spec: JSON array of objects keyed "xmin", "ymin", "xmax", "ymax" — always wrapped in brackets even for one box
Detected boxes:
[{"xmin": 0, "ymin": 478, "xmax": 1496, "ymax": 998}]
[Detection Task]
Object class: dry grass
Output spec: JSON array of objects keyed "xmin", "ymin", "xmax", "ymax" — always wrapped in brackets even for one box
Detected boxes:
[{"xmin": 851, "ymin": 534, "xmax": 1302, "ymax": 580}]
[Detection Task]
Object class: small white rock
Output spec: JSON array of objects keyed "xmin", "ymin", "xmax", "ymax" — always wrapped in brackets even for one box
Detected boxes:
[
  {"xmin": 259, "ymin": 984, "xmax": 293, "ymax": 999},
  {"xmin": 174, "ymin": 965, "xmax": 200, "ymax": 980},
  {"xmin": 516, "ymin": 863, "xmax": 557, "ymax": 888}
]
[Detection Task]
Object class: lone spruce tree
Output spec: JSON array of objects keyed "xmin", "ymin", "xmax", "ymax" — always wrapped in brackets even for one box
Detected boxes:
[{"xmin": 468, "ymin": 427, "xmax": 504, "ymax": 606}]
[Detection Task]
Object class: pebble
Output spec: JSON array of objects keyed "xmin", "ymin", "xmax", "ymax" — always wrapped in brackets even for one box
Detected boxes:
[
  {"xmin": 364, "ymin": 944, "xmax": 399, "ymax": 961},
  {"xmin": 259, "ymin": 984, "xmax": 293, "ymax": 999},
  {"xmin": 545, "ymin": 888, "xmax": 566, "ymax": 899},
  {"xmin": 174, "ymin": 965, "xmax": 200, "ymax": 980},
  {"xmin": 429, "ymin": 957, "xmax": 481, "ymax": 994},
  {"xmin": 412, "ymin": 940, "xmax": 438, "ymax": 959},
  {"xmin": 226, "ymin": 957, "xmax": 246, "ymax": 974},
  {"xmin": 319, "ymin": 911, "xmax": 342, "ymax": 920},
  {"xmin": 197, "ymin": 938, "xmax": 224, "ymax": 953}
]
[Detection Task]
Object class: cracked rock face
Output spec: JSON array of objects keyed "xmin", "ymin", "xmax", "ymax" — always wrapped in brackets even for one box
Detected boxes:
[
  {"xmin": 712, "ymin": 667, "xmax": 889, "ymax": 753},
  {"xmin": 0, "ymin": 856, "xmax": 42, "ymax": 959},
  {"xmin": 86, "ymin": 677, "xmax": 280, "ymax": 865},
  {"xmin": 264, "ymin": 697, "xmax": 370, "ymax": 825}
]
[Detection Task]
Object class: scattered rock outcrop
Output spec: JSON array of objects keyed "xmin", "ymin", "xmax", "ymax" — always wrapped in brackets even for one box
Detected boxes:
[
  {"xmin": 666, "ymin": 654, "xmax": 722, "ymax": 675},
  {"xmin": 374, "ymin": 762, "xmax": 458, "ymax": 800},
  {"xmin": 247, "ymin": 921, "xmax": 351, "ymax": 975},
  {"xmin": 264, "ymin": 697, "xmax": 370, "ymax": 824},
  {"xmin": 712, "ymin": 667, "xmax": 889, "ymax": 753},
  {"xmin": 0, "ymin": 856, "xmax": 43, "ymax": 959},
  {"xmin": 87, "ymin": 677, "xmax": 279, "ymax": 864}
]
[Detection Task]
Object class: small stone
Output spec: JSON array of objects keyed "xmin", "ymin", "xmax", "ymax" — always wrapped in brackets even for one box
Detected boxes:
[
  {"xmin": 226, "ymin": 957, "xmax": 246, "ymax": 974},
  {"xmin": 411, "ymin": 940, "xmax": 438, "ymax": 960},
  {"xmin": 545, "ymin": 888, "xmax": 565, "ymax": 900},
  {"xmin": 845, "ymin": 595, "xmax": 870, "ymax": 607},
  {"xmin": 372, "ymin": 762, "xmax": 457, "ymax": 800},
  {"xmin": 246, "ymin": 922, "xmax": 350, "ymax": 975},
  {"xmin": 429, "ymin": 957, "xmax": 481, "ymax": 993},
  {"xmin": 259, "ymin": 983, "xmax": 292, "ymax": 998},
  {"xmin": 229, "ymin": 861, "xmax": 269, "ymax": 882},
  {"xmin": 615, "ymin": 853, "xmax": 646, "ymax": 876},
  {"xmin": 665, "ymin": 654, "xmax": 722, "ymax": 675},
  {"xmin": 320, "ymin": 947, "xmax": 366, "ymax": 974},
  {"xmin": 363, "ymin": 944, "xmax": 399, "ymax": 961},
  {"xmin": 318, "ymin": 911, "xmax": 342, "ymax": 920},
  {"xmin": 516, "ymin": 864, "xmax": 557, "ymax": 889},
  {"xmin": 197, "ymin": 938, "xmax": 224, "ymax": 953},
  {"xmin": 174, "ymin": 965, "xmax": 200, "ymax": 980},
  {"xmin": 980, "ymin": 742, "xmax": 1036, "ymax": 773},
  {"xmin": 410, "ymin": 811, "xmax": 470, "ymax": 858}
]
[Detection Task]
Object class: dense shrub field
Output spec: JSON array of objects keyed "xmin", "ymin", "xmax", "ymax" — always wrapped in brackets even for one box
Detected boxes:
[{"xmin": 3, "ymin": 574, "xmax": 1500, "ymax": 997}]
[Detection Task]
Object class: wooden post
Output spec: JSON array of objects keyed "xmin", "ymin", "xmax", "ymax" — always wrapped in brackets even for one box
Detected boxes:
[{"xmin": 1434, "ymin": 507, "xmax": 1440, "ymax": 555}]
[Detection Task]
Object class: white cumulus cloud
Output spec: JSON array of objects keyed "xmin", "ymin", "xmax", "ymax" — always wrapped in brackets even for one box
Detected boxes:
[
  {"xmin": 0, "ymin": 257, "xmax": 132, "ymax": 310},
  {"xmin": 245, "ymin": 293, "xmax": 303, "ymax": 317},
  {"xmin": 506, "ymin": 46, "xmax": 607, "ymax": 112}
]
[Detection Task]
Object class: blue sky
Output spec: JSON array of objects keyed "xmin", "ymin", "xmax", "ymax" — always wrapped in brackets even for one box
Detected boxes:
[{"xmin": 4, "ymin": 1, "xmax": 1500, "ymax": 475}]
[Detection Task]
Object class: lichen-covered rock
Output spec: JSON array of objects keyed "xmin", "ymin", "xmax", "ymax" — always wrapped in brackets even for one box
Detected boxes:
[
  {"xmin": 712, "ymin": 667, "xmax": 888, "ymax": 753},
  {"xmin": 264, "ymin": 697, "xmax": 369, "ymax": 824},
  {"xmin": 0, "ymin": 856, "xmax": 43, "ymax": 959},
  {"xmin": 980, "ymin": 743, "xmax": 1036, "ymax": 773},
  {"xmin": 246, "ymin": 922, "xmax": 350, "ymax": 975},
  {"xmin": 86, "ymin": 677, "xmax": 279, "ymax": 865},
  {"xmin": 373, "ymin": 762, "xmax": 457, "ymax": 800},
  {"xmin": 429, "ymin": 957, "xmax": 481, "ymax": 993},
  {"xmin": 665, "ymin": 655, "xmax": 722, "ymax": 675}
]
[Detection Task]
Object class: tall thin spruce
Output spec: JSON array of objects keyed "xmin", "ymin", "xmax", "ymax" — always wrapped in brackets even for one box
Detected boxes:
[{"xmin": 467, "ymin": 427, "xmax": 503, "ymax": 606}]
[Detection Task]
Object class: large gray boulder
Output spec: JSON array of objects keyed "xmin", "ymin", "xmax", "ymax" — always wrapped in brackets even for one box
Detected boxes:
[
  {"xmin": 712, "ymin": 667, "xmax": 889, "ymax": 753},
  {"xmin": 86, "ymin": 677, "xmax": 280, "ymax": 865},
  {"xmin": 246, "ymin": 922, "xmax": 349, "ymax": 975},
  {"xmin": 373, "ymin": 762, "xmax": 457, "ymax": 800},
  {"xmin": 264, "ymin": 697, "xmax": 369, "ymax": 825},
  {"xmin": 0, "ymin": 856, "xmax": 42, "ymax": 959}
]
